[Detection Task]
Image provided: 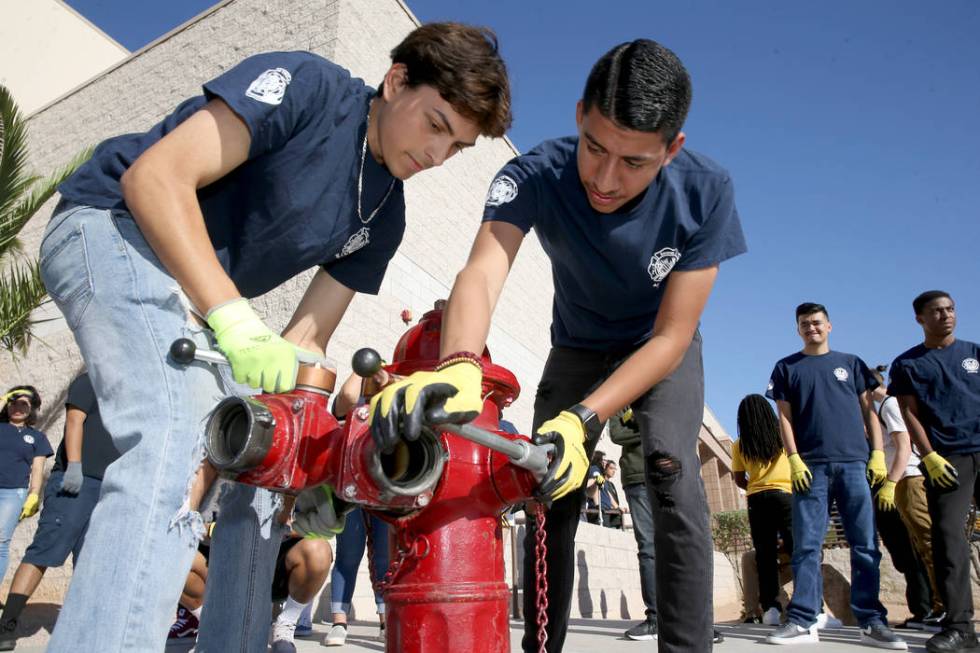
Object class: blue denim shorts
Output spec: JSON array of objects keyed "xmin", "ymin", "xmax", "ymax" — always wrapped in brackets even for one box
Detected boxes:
[{"xmin": 23, "ymin": 471, "xmax": 102, "ymax": 568}]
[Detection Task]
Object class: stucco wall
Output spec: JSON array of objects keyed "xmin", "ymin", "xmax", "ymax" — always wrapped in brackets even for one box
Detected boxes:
[{"xmin": 0, "ymin": 0, "xmax": 128, "ymax": 115}]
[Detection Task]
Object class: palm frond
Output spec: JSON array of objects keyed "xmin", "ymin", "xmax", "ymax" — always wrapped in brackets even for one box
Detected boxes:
[
  {"xmin": 0, "ymin": 85, "xmax": 38, "ymax": 226},
  {"xmin": 0, "ymin": 259, "xmax": 48, "ymax": 355},
  {"xmin": 0, "ymin": 144, "xmax": 93, "ymax": 257}
]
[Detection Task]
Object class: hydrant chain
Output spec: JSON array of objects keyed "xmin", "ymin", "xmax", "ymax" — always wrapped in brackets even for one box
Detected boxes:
[{"xmin": 534, "ymin": 503, "xmax": 549, "ymax": 653}]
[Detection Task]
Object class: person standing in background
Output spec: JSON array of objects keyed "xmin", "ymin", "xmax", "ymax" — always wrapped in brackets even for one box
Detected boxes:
[
  {"xmin": 732, "ymin": 394, "xmax": 793, "ymax": 627},
  {"xmin": 0, "ymin": 387, "xmax": 53, "ymax": 589}
]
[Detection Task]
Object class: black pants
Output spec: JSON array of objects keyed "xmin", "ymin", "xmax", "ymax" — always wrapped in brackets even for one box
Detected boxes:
[
  {"xmin": 747, "ymin": 489, "xmax": 793, "ymax": 612},
  {"xmin": 521, "ymin": 334, "xmax": 712, "ymax": 653},
  {"xmin": 926, "ymin": 451, "xmax": 980, "ymax": 634},
  {"xmin": 874, "ymin": 503, "xmax": 932, "ymax": 620}
]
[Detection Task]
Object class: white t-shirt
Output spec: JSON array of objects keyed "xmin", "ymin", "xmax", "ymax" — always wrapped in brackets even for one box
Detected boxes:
[{"xmin": 878, "ymin": 396, "xmax": 922, "ymax": 478}]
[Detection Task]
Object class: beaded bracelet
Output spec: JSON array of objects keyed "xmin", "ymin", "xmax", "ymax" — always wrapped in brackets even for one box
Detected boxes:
[{"xmin": 436, "ymin": 351, "xmax": 483, "ymax": 371}]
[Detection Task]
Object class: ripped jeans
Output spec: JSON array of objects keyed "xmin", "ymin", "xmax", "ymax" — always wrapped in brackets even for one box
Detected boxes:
[
  {"xmin": 521, "ymin": 333, "xmax": 713, "ymax": 653},
  {"xmin": 40, "ymin": 202, "xmax": 284, "ymax": 652}
]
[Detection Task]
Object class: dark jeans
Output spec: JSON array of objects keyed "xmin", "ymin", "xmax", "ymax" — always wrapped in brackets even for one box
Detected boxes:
[
  {"xmin": 521, "ymin": 333, "xmax": 712, "ymax": 653},
  {"xmin": 926, "ymin": 451, "xmax": 980, "ymax": 634},
  {"xmin": 875, "ymin": 502, "xmax": 932, "ymax": 620},
  {"xmin": 787, "ymin": 461, "xmax": 887, "ymax": 628},
  {"xmin": 747, "ymin": 489, "xmax": 793, "ymax": 612},
  {"xmin": 624, "ymin": 482, "xmax": 657, "ymax": 621}
]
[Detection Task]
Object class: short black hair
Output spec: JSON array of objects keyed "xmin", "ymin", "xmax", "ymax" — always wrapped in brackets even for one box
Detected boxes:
[
  {"xmin": 912, "ymin": 290, "xmax": 952, "ymax": 315},
  {"xmin": 796, "ymin": 302, "xmax": 829, "ymax": 321},
  {"xmin": 582, "ymin": 39, "xmax": 692, "ymax": 143},
  {"xmin": 0, "ymin": 385, "xmax": 42, "ymax": 426}
]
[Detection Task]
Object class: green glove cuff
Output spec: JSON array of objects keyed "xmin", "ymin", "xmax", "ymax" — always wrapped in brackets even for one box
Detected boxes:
[{"xmin": 206, "ymin": 298, "xmax": 254, "ymax": 334}]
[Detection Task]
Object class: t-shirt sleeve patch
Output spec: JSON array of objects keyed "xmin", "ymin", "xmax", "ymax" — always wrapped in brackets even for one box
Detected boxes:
[
  {"xmin": 203, "ymin": 52, "xmax": 327, "ymax": 159},
  {"xmin": 244, "ymin": 67, "xmax": 293, "ymax": 105},
  {"xmin": 485, "ymin": 175, "xmax": 519, "ymax": 207},
  {"xmin": 766, "ymin": 364, "xmax": 785, "ymax": 401},
  {"xmin": 482, "ymin": 160, "xmax": 537, "ymax": 234}
]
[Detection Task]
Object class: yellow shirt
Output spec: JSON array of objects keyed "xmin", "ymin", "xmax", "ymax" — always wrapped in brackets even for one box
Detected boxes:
[{"xmin": 731, "ymin": 440, "xmax": 792, "ymax": 495}]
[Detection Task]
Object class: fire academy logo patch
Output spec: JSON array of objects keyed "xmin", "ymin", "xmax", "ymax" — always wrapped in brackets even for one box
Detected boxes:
[
  {"xmin": 833, "ymin": 367, "xmax": 849, "ymax": 382},
  {"xmin": 246, "ymin": 68, "xmax": 292, "ymax": 105},
  {"xmin": 336, "ymin": 227, "xmax": 370, "ymax": 259},
  {"xmin": 963, "ymin": 357, "xmax": 979, "ymax": 374},
  {"xmin": 647, "ymin": 247, "xmax": 681, "ymax": 287},
  {"xmin": 485, "ymin": 175, "xmax": 518, "ymax": 207}
]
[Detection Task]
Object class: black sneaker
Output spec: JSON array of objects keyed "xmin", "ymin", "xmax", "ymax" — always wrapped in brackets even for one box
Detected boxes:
[
  {"xmin": 860, "ymin": 623, "xmax": 908, "ymax": 649},
  {"xmin": 896, "ymin": 616, "xmax": 927, "ymax": 630},
  {"xmin": 0, "ymin": 619, "xmax": 17, "ymax": 652},
  {"xmin": 713, "ymin": 629, "xmax": 725, "ymax": 644},
  {"xmin": 926, "ymin": 628, "xmax": 979, "ymax": 653},
  {"xmin": 624, "ymin": 619, "xmax": 657, "ymax": 641},
  {"xmin": 923, "ymin": 610, "xmax": 947, "ymax": 633}
]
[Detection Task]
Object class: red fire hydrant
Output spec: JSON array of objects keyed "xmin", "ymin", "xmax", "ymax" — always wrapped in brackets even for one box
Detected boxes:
[
  {"xmin": 195, "ymin": 308, "xmax": 542, "ymax": 653},
  {"xmin": 379, "ymin": 309, "xmax": 537, "ymax": 653}
]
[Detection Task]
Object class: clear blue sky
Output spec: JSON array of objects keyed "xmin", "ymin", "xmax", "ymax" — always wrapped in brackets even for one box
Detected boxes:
[{"xmin": 66, "ymin": 0, "xmax": 980, "ymax": 438}]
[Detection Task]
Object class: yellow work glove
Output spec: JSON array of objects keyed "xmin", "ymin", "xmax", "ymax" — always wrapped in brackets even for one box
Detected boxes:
[
  {"xmin": 620, "ymin": 406, "xmax": 636, "ymax": 428},
  {"xmin": 788, "ymin": 453, "xmax": 812, "ymax": 493},
  {"xmin": 19, "ymin": 493, "xmax": 39, "ymax": 520},
  {"xmin": 876, "ymin": 479, "xmax": 897, "ymax": 511},
  {"xmin": 593, "ymin": 471, "xmax": 605, "ymax": 487},
  {"xmin": 369, "ymin": 358, "xmax": 483, "ymax": 454},
  {"xmin": 867, "ymin": 450, "xmax": 888, "ymax": 486},
  {"xmin": 534, "ymin": 411, "xmax": 589, "ymax": 502},
  {"xmin": 207, "ymin": 299, "xmax": 319, "ymax": 393},
  {"xmin": 921, "ymin": 451, "xmax": 959, "ymax": 490}
]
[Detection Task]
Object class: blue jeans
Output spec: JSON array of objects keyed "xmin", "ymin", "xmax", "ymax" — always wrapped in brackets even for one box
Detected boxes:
[
  {"xmin": 330, "ymin": 507, "xmax": 389, "ymax": 615},
  {"xmin": 40, "ymin": 203, "xmax": 285, "ymax": 652},
  {"xmin": 786, "ymin": 461, "xmax": 887, "ymax": 628},
  {"xmin": 623, "ymin": 482, "xmax": 657, "ymax": 621},
  {"xmin": 0, "ymin": 488, "xmax": 27, "ymax": 585}
]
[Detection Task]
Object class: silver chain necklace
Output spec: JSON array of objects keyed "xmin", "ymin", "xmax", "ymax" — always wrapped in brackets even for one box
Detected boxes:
[{"xmin": 357, "ymin": 109, "xmax": 395, "ymax": 225}]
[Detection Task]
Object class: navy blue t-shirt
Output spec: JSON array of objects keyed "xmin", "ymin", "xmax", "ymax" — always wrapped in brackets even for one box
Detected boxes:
[
  {"xmin": 59, "ymin": 52, "xmax": 405, "ymax": 297},
  {"xmin": 482, "ymin": 137, "xmax": 747, "ymax": 349},
  {"xmin": 54, "ymin": 374, "xmax": 121, "ymax": 480},
  {"xmin": 887, "ymin": 339, "xmax": 980, "ymax": 455},
  {"xmin": 0, "ymin": 423, "xmax": 54, "ymax": 489},
  {"xmin": 766, "ymin": 351, "xmax": 879, "ymax": 464}
]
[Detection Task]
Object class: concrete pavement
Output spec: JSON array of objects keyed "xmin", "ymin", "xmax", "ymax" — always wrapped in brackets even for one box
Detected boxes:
[{"xmin": 9, "ymin": 619, "xmax": 939, "ymax": 651}]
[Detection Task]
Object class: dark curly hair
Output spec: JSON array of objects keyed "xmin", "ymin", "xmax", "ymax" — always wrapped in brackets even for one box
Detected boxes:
[
  {"xmin": 1, "ymin": 385, "xmax": 42, "ymax": 426},
  {"xmin": 736, "ymin": 394, "xmax": 782, "ymax": 464}
]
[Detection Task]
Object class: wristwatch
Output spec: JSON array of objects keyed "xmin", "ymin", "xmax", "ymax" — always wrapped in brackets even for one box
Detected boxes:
[{"xmin": 568, "ymin": 403, "xmax": 603, "ymax": 441}]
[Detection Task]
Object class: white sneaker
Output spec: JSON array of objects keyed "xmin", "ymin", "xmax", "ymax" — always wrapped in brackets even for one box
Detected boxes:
[
  {"xmin": 815, "ymin": 612, "xmax": 843, "ymax": 629},
  {"xmin": 763, "ymin": 607, "xmax": 782, "ymax": 626},
  {"xmin": 324, "ymin": 623, "xmax": 348, "ymax": 646},
  {"xmin": 766, "ymin": 622, "xmax": 819, "ymax": 645},
  {"xmin": 271, "ymin": 620, "xmax": 296, "ymax": 643}
]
